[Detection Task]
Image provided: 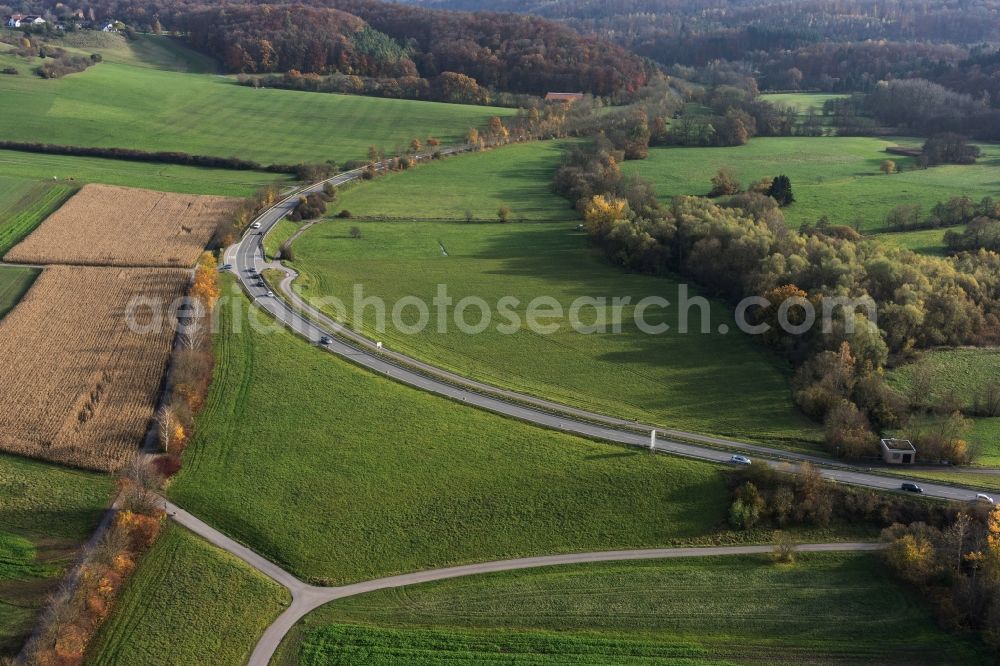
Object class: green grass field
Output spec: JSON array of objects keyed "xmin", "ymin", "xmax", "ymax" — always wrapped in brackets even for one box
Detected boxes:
[
  {"xmin": 264, "ymin": 218, "xmax": 303, "ymax": 260},
  {"xmin": 621, "ymin": 137, "xmax": 1000, "ymax": 231},
  {"xmin": 0, "ymin": 265, "xmax": 38, "ymax": 318},
  {"xmin": 274, "ymin": 553, "xmax": 989, "ymax": 665},
  {"xmin": 167, "ymin": 276, "xmax": 739, "ymax": 585},
  {"xmin": 971, "ymin": 419, "xmax": 1000, "ymax": 465},
  {"xmin": 290, "ymin": 218, "xmax": 819, "ymax": 444},
  {"xmin": 877, "ymin": 226, "xmax": 958, "ymax": 256},
  {"xmin": 0, "ymin": 54, "xmax": 513, "ymax": 165},
  {"xmin": 0, "ymin": 176, "xmax": 76, "ymax": 255},
  {"xmin": 0, "ymin": 453, "xmax": 112, "ymax": 657},
  {"xmin": 333, "ymin": 142, "xmax": 576, "ymax": 221},
  {"xmin": 887, "ymin": 348, "xmax": 1000, "ymax": 415},
  {"xmin": 0, "ymin": 149, "xmax": 287, "ymax": 197},
  {"xmin": 86, "ymin": 523, "xmax": 289, "ymax": 666},
  {"xmin": 761, "ymin": 92, "xmax": 847, "ymax": 114}
]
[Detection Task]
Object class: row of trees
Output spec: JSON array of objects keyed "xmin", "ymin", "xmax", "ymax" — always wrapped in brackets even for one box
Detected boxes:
[
  {"xmin": 727, "ymin": 463, "xmax": 957, "ymax": 532},
  {"xmin": 884, "ymin": 196, "xmax": 998, "ymax": 233},
  {"xmin": 153, "ymin": 251, "xmax": 222, "ymax": 477},
  {"xmin": 241, "ymin": 69, "xmax": 539, "ymax": 108},
  {"xmin": 21, "ymin": 458, "xmax": 166, "ymax": 664},
  {"xmin": 0, "ymin": 139, "xmax": 332, "ymax": 178},
  {"xmin": 554, "ymin": 140, "xmax": 1000, "ymax": 461}
]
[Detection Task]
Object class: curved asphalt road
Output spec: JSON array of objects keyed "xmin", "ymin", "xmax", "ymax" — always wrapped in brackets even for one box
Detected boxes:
[
  {"xmin": 225, "ymin": 152, "xmax": 996, "ymax": 501},
  {"xmin": 161, "ymin": 498, "xmax": 882, "ymax": 666},
  {"xmin": 224, "ymin": 151, "xmax": 993, "ymax": 505}
]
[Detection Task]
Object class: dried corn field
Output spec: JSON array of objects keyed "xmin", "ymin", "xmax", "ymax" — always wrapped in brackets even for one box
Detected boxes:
[
  {"xmin": 0, "ymin": 266, "xmax": 189, "ymax": 470},
  {"xmin": 4, "ymin": 184, "xmax": 238, "ymax": 267}
]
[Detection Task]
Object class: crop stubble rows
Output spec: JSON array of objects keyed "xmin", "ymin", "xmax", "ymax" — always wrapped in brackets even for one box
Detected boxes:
[
  {"xmin": 4, "ymin": 184, "xmax": 238, "ymax": 267},
  {"xmin": 0, "ymin": 266, "xmax": 188, "ymax": 470}
]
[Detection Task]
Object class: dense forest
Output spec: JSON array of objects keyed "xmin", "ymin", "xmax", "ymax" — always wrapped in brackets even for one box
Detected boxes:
[
  {"xmin": 25, "ymin": 0, "xmax": 655, "ymax": 96},
  {"xmin": 402, "ymin": 0, "xmax": 1000, "ymax": 109}
]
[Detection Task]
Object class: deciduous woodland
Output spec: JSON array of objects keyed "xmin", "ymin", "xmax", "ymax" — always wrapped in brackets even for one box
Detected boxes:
[
  {"xmin": 556, "ymin": 139, "xmax": 1000, "ymax": 462},
  {"xmin": 37, "ymin": 0, "xmax": 653, "ymax": 96}
]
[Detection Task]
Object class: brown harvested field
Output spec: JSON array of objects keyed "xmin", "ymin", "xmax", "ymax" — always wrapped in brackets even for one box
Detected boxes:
[
  {"xmin": 4, "ymin": 184, "xmax": 238, "ymax": 267},
  {"xmin": 0, "ymin": 266, "xmax": 188, "ymax": 471}
]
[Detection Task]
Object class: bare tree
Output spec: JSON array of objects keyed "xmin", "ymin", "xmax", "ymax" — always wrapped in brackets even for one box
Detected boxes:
[{"xmin": 156, "ymin": 406, "xmax": 176, "ymax": 453}]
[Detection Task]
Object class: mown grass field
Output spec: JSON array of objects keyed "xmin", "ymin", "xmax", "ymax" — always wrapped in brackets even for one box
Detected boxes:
[
  {"xmin": 291, "ymin": 219, "xmax": 820, "ymax": 444},
  {"xmin": 877, "ymin": 226, "xmax": 957, "ymax": 256},
  {"xmin": 761, "ymin": 92, "xmax": 847, "ymax": 114},
  {"xmin": 0, "ymin": 148, "xmax": 284, "ymax": 197},
  {"xmin": 0, "ymin": 265, "xmax": 38, "ymax": 318},
  {"xmin": 0, "ymin": 53, "xmax": 514, "ymax": 165},
  {"xmin": 274, "ymin": 553, "xmax": 989, "ymax": 665},
  {"xmin": 887, "ymin": 348, "xmax": 1000, "ymax": 414},
  {"xmin": 0, "ymin": 452, "xmax": 112, "ymax": 657},
  {"xmin": 621, "ymin": 137, "xmax": 1000, "ymax": 231},
  {"xmin": 87, "ymin": 523, "xmax": 289, "ymax": 666},
  {"xmin": 168, "ymin": 276, "xmax": 738, "ymax": 585},
  {"xmin": 333, "ymin": 142, "xmax": 576, "ymax": 221},
  {"xmin": 0, "ymin": 177, "xmax": 76, "ymax": 255}
]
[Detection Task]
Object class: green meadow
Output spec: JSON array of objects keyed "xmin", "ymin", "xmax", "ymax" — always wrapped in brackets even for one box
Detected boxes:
[
  {"xmin": 0, "ymin": 453, "xmax": 112, "ymax": 657},
  {"xmin": 333, "ymin": 141, "xmax": 576, "ymax": 221},
  {"xmin": 971, "ymin": 419, "xmax": 1000, "ymax": 466},
  {"xmin": 0, "ymin": 149, "xmax": 285, "ymax": 197},
  {"xmin": 291, "ymin": 218, "xmax": 819, "ymax": 444},
  {"xmin": 0, "ymin": 174, "xmax": 76, "ymax": 254},
  {"xmin": 621, "ymin": 137, "xmax": 1000, "ymax": 231},
  {"xmin": 87, "ymin": 523, "xmax": 289, "ymax": 666},
  {"xmin": 887, "ymin": 348, "xmax": 1000, "ymax": 414},
  {"xmin": 274, "ymin": 553, "xmax": 989, "ymax": 665},
  {"xmin": 167, "ymin": 277, "xmax": 736, "ymax": 585},
  {"xmin": 0, "ymin": 266, "xmax": 38, "ymax": 318},
  {"xmin": 0, "ymin": 45, "xmax": 514, "ymax": 165},
  {"xmin": 761, "ymin": 92, "xmax": 848, "ymax": 114},
  {"xmin": 877, "ymin": 226, "xmax": 957, "ymax": 256}
]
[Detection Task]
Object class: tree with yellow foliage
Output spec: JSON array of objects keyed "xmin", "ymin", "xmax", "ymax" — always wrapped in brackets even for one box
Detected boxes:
[
  {"xmin": 884, "ymin": 531, "xmax": 937, "ymax": 584},
  {"xmin": 190, "ymin": 251, "xmax": 220, "ymax": 311},
  {"xmin": 583, "ymin": 194, "xmax": 629, "ymax": 237}
]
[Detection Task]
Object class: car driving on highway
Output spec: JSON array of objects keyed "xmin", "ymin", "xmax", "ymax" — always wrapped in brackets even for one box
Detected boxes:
[
  {"xmin": 729, "ymin": 455, "xmax": 751, "ymax": 465},
  {"xmin": 901, "ymin": 482, "xmax": 923, "ymax": 493}
]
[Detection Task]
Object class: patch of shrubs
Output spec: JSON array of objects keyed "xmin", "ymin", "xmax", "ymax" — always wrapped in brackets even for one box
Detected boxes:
[
  {"xmin": 726, "ymin": 463, "xmax": 955, "ymax": 531},
  {"xmin": 21, "ymin": 458, "xmax": 166, "ymax": 665},
  {"xmin": 36, "ymin": 54, "xmax": 95, "ymax": 79},
  {"xmin": 1, "ymin": 67, "xmax": 17, "ymax": 75},
  {"xmin": 289, "ymin": 187, "xmax": 336, "ymax": 222}
]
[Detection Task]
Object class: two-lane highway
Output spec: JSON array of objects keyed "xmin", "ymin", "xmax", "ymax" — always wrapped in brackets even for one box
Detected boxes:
[{"xmin": 226, "ymin": 149, "xmax": 994, "ymax": 505}]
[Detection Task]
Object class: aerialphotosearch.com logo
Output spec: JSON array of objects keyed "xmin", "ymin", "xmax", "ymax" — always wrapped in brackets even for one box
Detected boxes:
[{"xmin": 125, "ymin": 282, "xmax": 877, "ymax": 339}]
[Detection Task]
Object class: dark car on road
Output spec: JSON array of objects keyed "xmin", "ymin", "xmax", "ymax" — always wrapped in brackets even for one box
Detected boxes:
[{"xmin": 901, "ymin": 482, "xmax": 923, "ymax": 493}]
